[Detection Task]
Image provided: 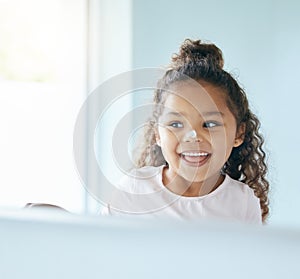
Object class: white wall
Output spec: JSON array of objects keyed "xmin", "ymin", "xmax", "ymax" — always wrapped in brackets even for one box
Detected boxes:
[{"xmin": 130, "ymin": 0, "xmax": 300, "ymax": 228}]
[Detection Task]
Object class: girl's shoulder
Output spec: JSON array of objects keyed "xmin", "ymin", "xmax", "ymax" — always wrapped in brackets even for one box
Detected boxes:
[
  {"xmin": 224, "ymin": 175, "xmax": 254, "ymax": 193},
  {"xmin": 222, "ymin": 175, "xmax": 261, "ymax": 223},
  {"xmin": 117, "ymin": 165, "xmax": 164, "ymax": 194},
  {"xmin": 222, "ymin": 175, "xmax": 258, "ymax": 201},
  {"xmin": 129, "ymin": 165, "xmax": 163, "ymax": 178}
]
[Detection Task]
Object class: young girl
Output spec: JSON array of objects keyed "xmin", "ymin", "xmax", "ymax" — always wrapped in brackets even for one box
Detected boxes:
[{"xmin": 102, "ymin": 39, "xmax": 269, "ymax": 224}]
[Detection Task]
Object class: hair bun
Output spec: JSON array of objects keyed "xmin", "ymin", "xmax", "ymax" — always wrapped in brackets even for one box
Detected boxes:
[{"xmin": 172, "ymin": 39, "xmax": 224, "ymax": 69}]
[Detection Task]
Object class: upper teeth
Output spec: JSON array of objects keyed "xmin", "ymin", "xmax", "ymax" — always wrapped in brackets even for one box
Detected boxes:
[{"xmin": 182, "ymin": 152, "xmax": 208, "ymax": 156}]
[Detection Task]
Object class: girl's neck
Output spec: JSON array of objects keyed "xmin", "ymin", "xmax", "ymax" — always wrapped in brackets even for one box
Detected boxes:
[{"xmin": 162, "ymin": 166, "xmax": 225, "ymax": 197}]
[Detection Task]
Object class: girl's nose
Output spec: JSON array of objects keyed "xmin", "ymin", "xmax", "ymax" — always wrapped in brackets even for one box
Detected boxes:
[{"xmin": 183, "ymin": 129, "xmax": 203, "ymax": 142}]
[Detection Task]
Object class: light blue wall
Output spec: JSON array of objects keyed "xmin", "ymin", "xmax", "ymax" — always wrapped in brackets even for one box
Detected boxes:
[{"xmin": 131, "ymin": 0, "xmax": 300, "ymax": 227}]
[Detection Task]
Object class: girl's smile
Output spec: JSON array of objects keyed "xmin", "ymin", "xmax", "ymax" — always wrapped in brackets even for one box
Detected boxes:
[
  {"xmin": 156, "ymin": 81, "xmax": 244, "ymax": 196},
  {"xmin": 180, "ymin": 150, "xmax": 211, "ymax": 167}
]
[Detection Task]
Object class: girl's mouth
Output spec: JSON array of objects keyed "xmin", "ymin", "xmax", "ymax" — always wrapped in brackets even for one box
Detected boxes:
[{"xmin": 180, "ymin": 151, "xmax": 211, "ymax": 166}]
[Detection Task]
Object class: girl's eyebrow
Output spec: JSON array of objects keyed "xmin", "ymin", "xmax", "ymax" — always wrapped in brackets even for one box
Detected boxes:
[
  {"xmin": 164, "ymin": 111, "xmax": 184, "ymax": 117},
  {"xmin": 164, "ymin": 111, "xmax": 224, "ymax": 117},
  {"xmin": 202, "ymin": 111, "xmax": 224, "ymax": 117}
]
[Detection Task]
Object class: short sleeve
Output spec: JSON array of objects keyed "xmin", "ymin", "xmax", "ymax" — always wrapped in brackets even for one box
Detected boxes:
[{"xmin": 245, "ymin": 190, "xmax": 262, "ymax": 224}]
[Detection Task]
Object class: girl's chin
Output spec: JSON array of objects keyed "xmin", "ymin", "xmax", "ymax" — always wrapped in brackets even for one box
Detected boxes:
[
  {"xmin": 173, "ymin": 169, "xmax": 209, "ymax": 183},
  {"xmin": 165, "ymin": 164, "xmax": 222, "ymax": 183},
  {"xmin": 176, "ymin": 168, "xmax": 222, "ymax": 183}
]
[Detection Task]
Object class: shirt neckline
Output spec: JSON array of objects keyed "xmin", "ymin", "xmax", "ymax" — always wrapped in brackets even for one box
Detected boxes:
[{"xmin": 157, "ymin": 165, "xmax": 230, "ymax": 200}]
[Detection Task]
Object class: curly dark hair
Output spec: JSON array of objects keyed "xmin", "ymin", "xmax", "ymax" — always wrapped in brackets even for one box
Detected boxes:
[{"xmin": 134, "ymin": 39, "xmax": 269, "ymax": 222}]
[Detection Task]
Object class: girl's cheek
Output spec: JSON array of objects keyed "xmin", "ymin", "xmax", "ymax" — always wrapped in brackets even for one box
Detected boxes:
[
  {"xmin": 211, "ymin": 136, "xmax": 228, "ymax": 153},
  {"xmin": 160, "ymin": 128, "xmax": 181, "ymax": 141}
]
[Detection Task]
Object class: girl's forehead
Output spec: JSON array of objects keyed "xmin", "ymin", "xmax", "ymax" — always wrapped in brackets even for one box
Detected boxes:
[{"xmin": 164, "ymin": 82, "xmax": 228, "ymax": 113}]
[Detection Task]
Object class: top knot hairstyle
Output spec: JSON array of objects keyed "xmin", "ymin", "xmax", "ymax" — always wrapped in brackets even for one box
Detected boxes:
[
  {"xmin": 172, "ymin": 39, "xmax": 224, "ymax": 69},
  {"xmin": 135, "ymin": 39, "xmax": 269, "ymax": 222}
]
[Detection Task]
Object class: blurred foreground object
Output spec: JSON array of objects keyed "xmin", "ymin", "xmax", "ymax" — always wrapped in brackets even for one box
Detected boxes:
[{"xmin": 0, "ymin": 208, "xmax": 299, "ymax": 279}]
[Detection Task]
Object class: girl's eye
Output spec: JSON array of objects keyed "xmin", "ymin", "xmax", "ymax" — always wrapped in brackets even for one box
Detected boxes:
[
  {"xmin": 203, "ymin": 121, "xmax": 220, "ymax": 128},
  {"xmin": 169, "ymin": 122, "xmax": 183, "ymax": 128}
]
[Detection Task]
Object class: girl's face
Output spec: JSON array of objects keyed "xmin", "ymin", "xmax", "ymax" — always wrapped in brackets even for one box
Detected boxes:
[{"xmin": 156, "ymin": 82, "xmax": 244, "ymax": 189}]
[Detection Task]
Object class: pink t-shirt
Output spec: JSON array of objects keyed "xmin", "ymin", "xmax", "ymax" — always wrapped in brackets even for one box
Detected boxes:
[{"xmin": 101, "ymin": 166, "xmax": 262, "ymax": 224}]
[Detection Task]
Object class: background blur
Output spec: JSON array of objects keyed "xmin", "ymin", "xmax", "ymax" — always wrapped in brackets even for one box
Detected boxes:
[{"xmin": 0, "ymin": 0, "xmax": 299, "ymax": 227}]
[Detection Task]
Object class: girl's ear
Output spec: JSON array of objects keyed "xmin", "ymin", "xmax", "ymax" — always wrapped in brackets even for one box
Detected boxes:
[{"xmin": 234, "ymin": 123, "xmax": 246, "ymax": 147}]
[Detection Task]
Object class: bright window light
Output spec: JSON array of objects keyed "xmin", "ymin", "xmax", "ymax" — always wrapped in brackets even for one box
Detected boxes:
[{"xmin": 0, "ymin": 0, "xmax": 87, "ymax": 213}]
